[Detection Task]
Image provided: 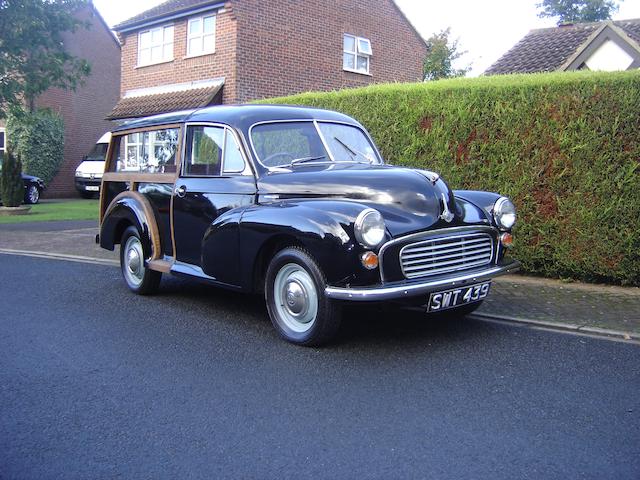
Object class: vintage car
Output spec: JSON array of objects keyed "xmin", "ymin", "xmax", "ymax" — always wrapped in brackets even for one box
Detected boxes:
[{"xmin": 98, "ymin": 105, "xmax": 519, "ymax": 345}]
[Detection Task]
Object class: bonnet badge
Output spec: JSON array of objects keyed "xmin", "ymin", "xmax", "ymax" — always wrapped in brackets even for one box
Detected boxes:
[{"xmin": 440, "ymin": 193, "xmax": 454, "ymax": 223}]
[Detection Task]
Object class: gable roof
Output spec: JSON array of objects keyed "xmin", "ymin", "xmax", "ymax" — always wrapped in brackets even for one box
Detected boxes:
[
  {"xmin": 485, "ymin": 18, "xmax": 640, "ymax": 75},
  {"xmin": 113, "ymin": 0, "xmax": 224, "ymax": 32},
  {"xmin": 113, "ymin": 0, "xmax": 427, "ymax": 47}
]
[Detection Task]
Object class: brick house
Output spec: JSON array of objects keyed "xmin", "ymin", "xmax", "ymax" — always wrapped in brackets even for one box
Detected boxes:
[
  {"xmin": 0, "ymin": 3, "xmax": 121, "ymax": 198},
  {"xmin": 108, "ymin": 0, "xmax": 427, "ymax": 120}
]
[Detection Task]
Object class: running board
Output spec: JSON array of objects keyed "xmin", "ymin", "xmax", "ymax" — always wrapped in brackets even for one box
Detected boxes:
[{"xmin": 147, "ymin": 258, "xmax": 174, "ymax": 273}]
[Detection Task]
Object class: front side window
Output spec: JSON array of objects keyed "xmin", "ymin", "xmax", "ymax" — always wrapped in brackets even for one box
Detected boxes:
[
  {"xmin": 184, "ymin": 126, "xmax": 246, "ymax": 176},
  {"xmin": 138, "ymin": 25, "xmax": 174, "ymax": 66},
  {"xmin": 343, "ymin": 34, "xmax": 372, "ymax": 74},
  {"xmin": 251, "ymin": 121, "xmax": 380, "ymax": 168},
  {"xmin": 114, "ymin": 127, "xmax": 179, "ymax": 173},
  {"xmin": 187, "ymin": 14, "xmax": 216, "ymax": 56}
]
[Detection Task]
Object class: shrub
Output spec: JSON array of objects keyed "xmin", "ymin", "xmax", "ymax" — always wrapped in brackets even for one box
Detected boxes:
[
  {"xmin": 1, "ymin": 149, "xmax": 25, "ymax": 207},
  {"xmin": 260, "ymin": 71, "xmax": 640, "ymax": 285},
  {"xmin": 7, "ymin": 108, "xmax": 64, "ymax": 185}
]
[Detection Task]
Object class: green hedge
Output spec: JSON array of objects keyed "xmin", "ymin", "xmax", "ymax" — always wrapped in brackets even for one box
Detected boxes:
[
  {"xmin": 261, "ymin": 71, "xmax": 640, "ymax": 285},
  {"xmin": 7, "ymin": 108, "xmax": 64, "ymax": 185}
]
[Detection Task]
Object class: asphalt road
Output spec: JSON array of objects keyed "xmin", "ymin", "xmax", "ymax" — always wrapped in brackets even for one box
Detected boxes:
[{"xmin": 1, "ymin": 254, "xmax": 639, "ymax": 480}]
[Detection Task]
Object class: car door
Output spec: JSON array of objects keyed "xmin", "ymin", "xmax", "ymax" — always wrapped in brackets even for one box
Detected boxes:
[{"xmin": 172, "ymin": 124, "xmax": 256, "ymax": 274}]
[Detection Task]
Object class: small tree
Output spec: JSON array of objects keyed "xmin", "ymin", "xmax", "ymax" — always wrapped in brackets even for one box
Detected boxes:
[
  {"xmin": 537, "ymin": 0, "xmax": 619, "ymax": 23},
  {"xmin": 423, "ymin": 28, "xmax": 470, "ymax": 81},
  {"xmin": 7, "ymin": 108, "xmax": 64, "ymax": 184},
  {"xmin": 0, "ymin": 0, "xmax": 91, "ymax": 117},
  {"xmin": 1, "ymin": 149, "xmax": 25, "ymax": 207}
]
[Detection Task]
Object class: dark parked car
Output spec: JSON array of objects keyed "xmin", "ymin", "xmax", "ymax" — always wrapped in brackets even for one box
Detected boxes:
[
  {"xmin": 98, "ymin": 105, "xmax": 520, "ymax": 345},
  {"xmin": 0, "ymin": 173, "xmax": 45, "ymax": 205},
  {"xmin": 22, "ymin": 174, "xmax": 46, "ymax": 204}
]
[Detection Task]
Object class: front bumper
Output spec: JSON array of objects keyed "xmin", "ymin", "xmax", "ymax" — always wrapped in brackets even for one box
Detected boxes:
[
  {"xmin": 75, "ymin": 177, "xmax": 102, "ymax": 191},
  {"xmin": 324, "ymin": 260, "xmax": 520, "ymax": 301}
]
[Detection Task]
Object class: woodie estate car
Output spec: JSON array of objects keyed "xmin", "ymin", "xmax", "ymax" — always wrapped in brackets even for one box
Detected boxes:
[{"xmin": 98, "ymin": 105, "xmax": 520, "ymax": 345}]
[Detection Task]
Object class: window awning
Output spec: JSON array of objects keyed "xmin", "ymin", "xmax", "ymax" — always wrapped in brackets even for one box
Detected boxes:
[{"xmin": 107, "ymin": 79, "xmax": 224, "ymax": 121}]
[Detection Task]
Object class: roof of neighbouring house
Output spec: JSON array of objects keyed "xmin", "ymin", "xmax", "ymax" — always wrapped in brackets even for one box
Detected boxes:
[
  {"xmin": 113, "ymin": 0, "xmax": 224, "ymax": 31},
  {"xmin": 107, "ymin": 79, "xmax": 224, "ymax": 120},
  {"xmin": 485, "ymin": 18, "xmax": 640, "ymax": 75}
]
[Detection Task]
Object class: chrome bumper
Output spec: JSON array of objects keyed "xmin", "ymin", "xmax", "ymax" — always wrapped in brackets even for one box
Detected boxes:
[{"xmin": 324, "ymin": 260, "xmax": 520, "ymax": 301}]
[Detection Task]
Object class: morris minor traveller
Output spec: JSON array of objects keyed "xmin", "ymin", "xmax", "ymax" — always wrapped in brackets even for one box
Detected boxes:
[{"xmin": 98, "ymin": 105, "xmax": 520, "ymax": 345}]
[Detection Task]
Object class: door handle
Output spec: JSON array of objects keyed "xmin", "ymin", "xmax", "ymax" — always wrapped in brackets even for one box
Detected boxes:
[{"xmin": 174, "ymin": 185, "xmax": 187, "ymax": 198}]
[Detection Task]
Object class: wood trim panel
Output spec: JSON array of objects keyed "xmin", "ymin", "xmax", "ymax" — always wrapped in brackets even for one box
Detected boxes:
[{"xmin": 102, "ymin": 172, "xmax": 177, "ymax": 183}]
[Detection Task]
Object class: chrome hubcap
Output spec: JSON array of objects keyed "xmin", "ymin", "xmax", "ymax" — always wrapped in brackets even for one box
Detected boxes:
[
  {"xmin": 28, "ymin": 187, "xmax": 38, "ymax": 203},
  {"xmin": 123, "ymin": 236, "xmax": 145, "ymax": 287},
  {"xmin": 273, "ymin": 263, "xmax": 318, "ymax": 333}
]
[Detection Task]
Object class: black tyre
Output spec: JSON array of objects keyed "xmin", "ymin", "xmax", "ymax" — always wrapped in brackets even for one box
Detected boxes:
[
  {"xmin": 119, "ymin": 226, "xmax": 161, "ymax": 295},
  {"xmin": 265, "ymin": 247, "xmax": 341, "ymax": 346},
  {"xmin": 24, "ymin": 185, "xmax": 40, "ymax": 204}
]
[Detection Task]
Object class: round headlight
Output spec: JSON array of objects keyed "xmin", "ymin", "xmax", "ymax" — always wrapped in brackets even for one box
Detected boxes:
[
  {"xmin": 75, "ymin": 171, "xmax": 83, "ymax": 177},
  {"xmin": 493, "ymin": 197, "xmax": 516, "ymax": 230},
  {"xmin": 354, "ymin": 208, "xmax": 386, "ymax": 248}
]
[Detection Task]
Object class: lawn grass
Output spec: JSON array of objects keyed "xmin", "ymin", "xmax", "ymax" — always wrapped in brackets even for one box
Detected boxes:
[{"xmin": 0, "ymin": 199, "xmax": 99, "ymax": 224}]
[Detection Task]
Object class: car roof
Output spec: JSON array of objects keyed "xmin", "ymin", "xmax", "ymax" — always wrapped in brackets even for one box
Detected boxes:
[{"xmin": 112, "ymin": 104, "xmax": 361, "ymax": 133}]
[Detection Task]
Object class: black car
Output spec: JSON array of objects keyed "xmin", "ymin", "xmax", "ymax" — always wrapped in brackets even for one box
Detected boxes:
[
  {"xmin": 22, "ymin": 174, "xmax": 46, "ymax": 204},
  {"xmin": 98, "ymin": 105, "xmax": 520, "ymax": 345},
  {"xmin": 0, "ymin": 173, "xmax": 45, "ymax": 205}
]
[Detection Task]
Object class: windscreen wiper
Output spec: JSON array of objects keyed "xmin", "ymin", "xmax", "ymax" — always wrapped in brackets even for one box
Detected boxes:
[
  {"xmin": 288, "ymin": 155, "xmax": 328, "ymax": 166},
  {"xmin": 333, "ymin": 137, "xmax": 372, "ymax": 163}
]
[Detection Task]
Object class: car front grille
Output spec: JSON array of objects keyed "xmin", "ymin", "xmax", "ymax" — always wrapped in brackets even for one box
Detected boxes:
[{"xmin": 400, "ymin": 232, "xmax": 494, "ymax": 279}]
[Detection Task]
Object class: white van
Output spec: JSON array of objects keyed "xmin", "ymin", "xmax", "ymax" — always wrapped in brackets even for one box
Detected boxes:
[{"xmin": 75, "ymin": 132, "xmax": 111, "ymax": 198}]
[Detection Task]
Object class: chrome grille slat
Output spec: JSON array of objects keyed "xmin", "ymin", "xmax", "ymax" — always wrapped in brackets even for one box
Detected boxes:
[
  {"xmin": 402, "ymin": 246, "xmax": 491, "ymax": 264},
  {"xmin": 400, "ymin": 232, "xmax": 494, "ymax": 279},
  {"xmin": 402, "ymin": 237, "xmax": 488, "ymax": 254},
  {"xmin": 403, "ymin": 252, "xmax": 492, "ymax": 271}
]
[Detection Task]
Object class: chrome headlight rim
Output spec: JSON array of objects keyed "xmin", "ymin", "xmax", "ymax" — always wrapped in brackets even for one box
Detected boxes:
[
  {"xmin": 354, "ymin": 208, "xmax": 386, "ymax": 248},
  {"xmin": 493, "ymin": 196, "xmax": 516, "ymax": 230}
]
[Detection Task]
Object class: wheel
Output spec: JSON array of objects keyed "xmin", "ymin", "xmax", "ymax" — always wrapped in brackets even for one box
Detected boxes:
[
  {"xmin": 24, "ymin": 185, "xmax": 40, "ymax": 204},
  {"xmin": 119, "ymin": 226, "xmax": 161, "ymax": 295},
  {"xmin": 265, "ymin": 247, "xmax": 341, "ymax": 346}
]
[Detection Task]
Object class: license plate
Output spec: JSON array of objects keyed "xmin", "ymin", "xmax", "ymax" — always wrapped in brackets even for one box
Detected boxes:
[
  {"xmin": 86, "ymin": 186, "xmax": 100, "ymax": 191},
  {"xmin": 427, "ymin": 282, "xmax": 491, "ymax": 312}
]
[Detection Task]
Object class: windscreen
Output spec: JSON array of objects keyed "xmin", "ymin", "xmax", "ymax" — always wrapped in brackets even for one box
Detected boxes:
[
  {"xmin": 251, "ymin": 121, "xmax": 380, "ymax": 168},
  {"xmin": 85, "ymin": 143, "xmax": 109, "ymax": 161}
]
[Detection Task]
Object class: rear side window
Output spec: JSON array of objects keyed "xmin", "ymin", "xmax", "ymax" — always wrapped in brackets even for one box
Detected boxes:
[
  {"xmin": 183, "ymin": 125, "xmax": 246, "ymax": 176},
  {"xmin": 112, "ymin": 127, "xmax": 180, "ymax": 173}
]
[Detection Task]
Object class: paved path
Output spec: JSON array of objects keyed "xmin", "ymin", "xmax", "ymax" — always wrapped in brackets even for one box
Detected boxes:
[
  {"xmin": 1, "ymin": 255, "xmax": 639, "ymax": 479},
  {"xmin": 1, "ymin": 220, "xmax": 639, "ymax": 339}
]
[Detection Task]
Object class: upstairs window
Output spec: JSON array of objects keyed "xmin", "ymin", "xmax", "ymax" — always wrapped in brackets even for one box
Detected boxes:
[
  {"xmin": 343, "ymin": 34, "xmax": 372, "ymax": 75},
  {"xmin": 138, "ymin": 25, "xmax": 174, "ymax": 66},
  {"xmin": 0, "ymin": 128, "xmax": 5, "ymax": 157},
  {"xmin": 187, "ymin": 14, "xmax": 216, "ymax": 57}
]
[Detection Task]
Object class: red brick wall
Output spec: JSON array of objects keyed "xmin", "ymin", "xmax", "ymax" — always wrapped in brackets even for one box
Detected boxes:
[
  {"xmin": 118, "ymin": 5, "xmax": 238, "ymax": 104},
  {"xmin": 36, "ymin": 6, "xmax": 121, "ymax": 198},
  {"xmin": 232, "ymin": 0, "xmax": 427, "ymax": 102},
  {"xmin": 116, "ymin": 0, "xmax": 426, "ymax": 105}
]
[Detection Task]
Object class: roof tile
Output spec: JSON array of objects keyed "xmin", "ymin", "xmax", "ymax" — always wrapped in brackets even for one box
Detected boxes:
[
  {"xmin": 485, "ymin": 19, "xmax": 640, "ymax": 75},
  {"xmin": 107, "ymin": 84, "xmax": 223, "ymax": 120}
]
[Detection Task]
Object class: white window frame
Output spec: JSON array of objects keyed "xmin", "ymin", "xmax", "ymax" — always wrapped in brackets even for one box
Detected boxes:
[
  {"xmin": 187, "ymin": 14, "xmax": 216, "ymax": 57},
  {"xmin": 343, "ymin": 34, "xmax": 372, "ymax": 75},
  {"xmin": 0, "ymin": 128, "xmax": 6, "ymax": 156},
  {"xmin": 137, "ymin": 24, "xmax": 174, "ymax": 67}
]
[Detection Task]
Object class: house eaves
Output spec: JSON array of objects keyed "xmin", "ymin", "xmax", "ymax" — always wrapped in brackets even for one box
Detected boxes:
[
  {"xmin": 114, "ymin": 1, "xmax": 225, "ymax": 33},
  {"xmin": 559, "ymin": 20, "xmax": 640, "ymax": 71}
]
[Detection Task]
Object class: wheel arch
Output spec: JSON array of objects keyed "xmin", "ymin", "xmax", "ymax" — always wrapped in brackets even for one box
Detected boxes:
[{"xmin": 99, "ymin": 191, "xmax": 162, "ymax": 259}]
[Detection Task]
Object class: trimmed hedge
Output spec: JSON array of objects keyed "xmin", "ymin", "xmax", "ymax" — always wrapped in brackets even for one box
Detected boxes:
[
  {"xmin": 1, "ymin": 149, "xmax": 24, "ymax": 207},
  {"xmin": 261, "ymin": 71, "xmax": 640, "ymax": 285},
  {"xmin": 7, "ymin": 108, "xmax": 64, "ymax": 185}
]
